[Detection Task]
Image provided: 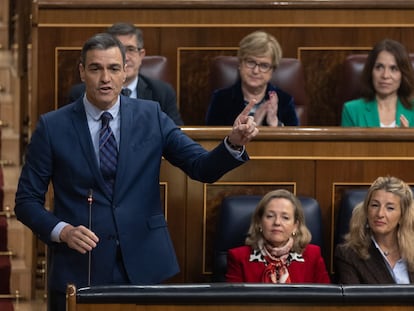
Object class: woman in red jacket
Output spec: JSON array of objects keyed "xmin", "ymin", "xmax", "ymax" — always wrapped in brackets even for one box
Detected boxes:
[{"xmin": 226, "ymin": 189, "xmax": 330, "ymax": 283}]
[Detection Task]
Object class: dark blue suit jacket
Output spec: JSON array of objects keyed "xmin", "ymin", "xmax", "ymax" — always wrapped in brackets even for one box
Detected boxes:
[
  {"xmin": 206, "ymin": 80, "xmax": 299, "ymax": 126},
  {"xmin": 15, "ymin": 96, "xmax": 247, "ymax": 293},
  {"xmin": 68, "ymin": 74, "xmax": 183, "ymax": 125}
]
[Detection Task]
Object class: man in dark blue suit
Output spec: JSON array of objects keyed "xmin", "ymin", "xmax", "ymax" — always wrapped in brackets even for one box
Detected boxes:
[
  {"xmin": 15, "ymin": 33, "xmax": 258, "ymax": 310},
  {"xmin": 68, "ymin": 22, "xmax": 184, "ymax": 125}
]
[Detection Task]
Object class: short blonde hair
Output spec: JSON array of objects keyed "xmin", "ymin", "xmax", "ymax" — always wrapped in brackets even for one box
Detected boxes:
[{"xmin": 237, "ymin": 31, "xmax": 282, "ymax": 68}]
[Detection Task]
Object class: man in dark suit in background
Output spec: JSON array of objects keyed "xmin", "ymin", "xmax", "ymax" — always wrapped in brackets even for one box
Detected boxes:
[
  {"xmin": 68, "ymin": 22, "xmax": 184, "ymax": 125},
  {"xmin": 15, "ymin": 33, "xmax": 258, "ymax": 311}
]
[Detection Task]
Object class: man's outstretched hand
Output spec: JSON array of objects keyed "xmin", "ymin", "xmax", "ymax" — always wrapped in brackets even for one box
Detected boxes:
[{"xmin": 227, "ymin": 99, "xmax": 259, "ymax": 146}]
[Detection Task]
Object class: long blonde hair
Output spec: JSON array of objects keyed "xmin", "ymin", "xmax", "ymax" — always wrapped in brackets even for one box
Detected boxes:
[{"xmin": 343, "ymin": 176, "xmax": 414, "ymax": 271}]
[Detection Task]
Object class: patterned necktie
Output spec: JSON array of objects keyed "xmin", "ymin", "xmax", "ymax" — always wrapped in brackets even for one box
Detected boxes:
[
  {"xmin": 99, "ymin": 112, "xmax": 118, "ymax": 195},
  {"xmin": 121, "ymin": 88, "xmax": 132, "ymax": 97}
]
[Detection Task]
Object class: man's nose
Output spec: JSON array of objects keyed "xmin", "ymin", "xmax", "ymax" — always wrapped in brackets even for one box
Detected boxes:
[{"xmin": 100, "ymin": 69, "xmax": 110, "ymax": 82}]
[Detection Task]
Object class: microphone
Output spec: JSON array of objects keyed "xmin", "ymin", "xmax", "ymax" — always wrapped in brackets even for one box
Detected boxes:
[{"xmin": 87, "ymin": 189, "xmax": 93, "ymax": 286}]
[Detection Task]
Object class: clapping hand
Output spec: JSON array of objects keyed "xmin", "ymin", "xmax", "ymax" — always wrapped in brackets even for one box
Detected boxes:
[
  {"xmin": 253, "ymin": 91, "xmax": 279, "ymax": 126},
  {"xmin": 400, "ymin": 114, "xmax": 409, "ymax": 127}
]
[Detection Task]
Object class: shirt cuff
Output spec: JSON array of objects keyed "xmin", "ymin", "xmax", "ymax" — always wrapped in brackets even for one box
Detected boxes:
[
  {"xmin": 224, "ymin": 136, "xmax": 245, "ymax": 159},
  {"xmin": 51, "ymin": 221, "xmax": 69, "ymax": 242}
]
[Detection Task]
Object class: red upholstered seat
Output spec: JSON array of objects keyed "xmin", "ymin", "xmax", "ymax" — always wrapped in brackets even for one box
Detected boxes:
[
  {"xmin": 0, "ymin": 256, "xmax": 11, "ymax": 294},
  {"xmin": 210, "ymin": 56, "xmax": 310, "ymax": 125},
  {"xmin": 0, "ymin": 165, "xmax": 4, "ymax": 212},
  {"xmin": 140, "ymin": 55, "xmax": 169, "ymax": 83},
  {"xmin": 0, "ymin": 300, "xmax": 13, "ymax": 311},
  {"xmin": 0, "ymin": 216, "xmax": 12, "ymax": 308},
  {"xmin": 0, "ymin": 132, "xmax": 11, "ymax": 311},
  {"xmin": 0, "ymin": 216, "xmax": 7, "ymax": 251}
]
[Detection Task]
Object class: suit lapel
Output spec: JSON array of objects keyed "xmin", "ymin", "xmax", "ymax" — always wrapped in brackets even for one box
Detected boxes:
[
  {"xmin": 363, "ymin": 100, "xmax": 381, "ymax": 127},
  {"xmin": 71, "ymin": 100, "xmax": 109, "ymax": 196},
  {"xmin": 366, "ymin": 242, "xmax": 395, "ymax": 283},
  {"xmin": 113, "ymin": 98, "xmax": 137, "ymax": 200}
]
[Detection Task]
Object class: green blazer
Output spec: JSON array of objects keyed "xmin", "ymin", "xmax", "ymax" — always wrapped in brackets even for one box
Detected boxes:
[{"xmin": 341, "ymin": 98, "xmax": 414, "ymax": 127}]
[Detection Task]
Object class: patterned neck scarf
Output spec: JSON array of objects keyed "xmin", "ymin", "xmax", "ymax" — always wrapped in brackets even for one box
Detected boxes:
[{"xmin": 259, "ymin": 238, "xmax": 294, "ymax": 283}]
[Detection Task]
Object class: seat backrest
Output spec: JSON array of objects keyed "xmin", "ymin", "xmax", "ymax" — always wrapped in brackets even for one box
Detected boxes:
[
  {"xmin": 336, "ymin": 54, "xmax": 367, "ymax": 117},
  {"xmin": 0, "ymin": 216, "xmax": 11, "ymax": 296},
  {"xmin": 336, "ymin": 53, "xmax": 414, "ymax": 124},
  {"xmin": 140, "ymin": 55, "xmax": 169, "ymax": 82},
  {"xmin": 212, "ymin": 194, "xmax": 323, "ymax": 282},
  {"xmin": 210, "ymin": 56, "xmax": 309, "ymax": 125},
  {"xmin": 334, "ymin": 189, "xmax": 367, "ymax": 248}
]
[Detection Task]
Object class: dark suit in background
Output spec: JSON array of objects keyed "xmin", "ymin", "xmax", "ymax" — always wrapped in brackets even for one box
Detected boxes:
[
  {"xmin": 68, "ymin": 74, "xmax": 184, "ymax": 125},
  {"xmin": 206, "ymin": 80, "xmax": 299, "ymax": 126}
]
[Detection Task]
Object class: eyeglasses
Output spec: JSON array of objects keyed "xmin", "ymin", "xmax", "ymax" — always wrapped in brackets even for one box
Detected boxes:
[
  {"xmin": 124, "ymin": 45, "xmax": 142, "ymax": 54},
  {"xmin": 244, "ymin": 59, "xmax": 273, "ymax": 73}
]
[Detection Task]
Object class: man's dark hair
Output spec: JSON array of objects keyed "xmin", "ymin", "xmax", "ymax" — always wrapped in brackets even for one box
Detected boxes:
[
  {"xmin": 107, "ymin": 22, "xmax": 144, "ymax": 49},
  {"xmin": 80, "ymin": 32, "xmax": 126, "ymax": 66}
]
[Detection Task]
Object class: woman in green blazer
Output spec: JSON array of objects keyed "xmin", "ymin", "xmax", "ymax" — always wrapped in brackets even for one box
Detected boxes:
[{"xmin": 341, "ymin": 39, "xmax": 414, "ymax": 127}]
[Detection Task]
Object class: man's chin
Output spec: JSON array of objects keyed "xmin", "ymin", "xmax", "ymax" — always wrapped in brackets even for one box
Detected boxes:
[
  {"xmin": 89, "ymin": 95, "xmax": 117, "ymax": 109},
  {"xmin": 125, "ymin": 71, "xmax": 137, "ymax": 81}
]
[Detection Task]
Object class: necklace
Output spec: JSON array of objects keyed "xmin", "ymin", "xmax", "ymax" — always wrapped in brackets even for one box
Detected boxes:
[{"xmin": 382, "ymin": 248, "xmax": 398, "ymax": 257}]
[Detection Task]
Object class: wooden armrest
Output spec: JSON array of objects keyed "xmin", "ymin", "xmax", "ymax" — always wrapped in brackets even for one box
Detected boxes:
[
  {"xmin": 0, "ymin": 290, "xmax": 21, "ymax": 299},
  {"xmin": 0, "ymin": 251, "xmax": 14, "ymax": 257},
  {"xmin": 0, "ymin": 206, "xmax": 15, "ymax": 218}
]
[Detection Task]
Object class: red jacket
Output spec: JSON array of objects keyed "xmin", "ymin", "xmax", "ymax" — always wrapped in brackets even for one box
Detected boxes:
[{"xmin": 226, "ymin": 244, "xmax": 331, "ymax": 283}]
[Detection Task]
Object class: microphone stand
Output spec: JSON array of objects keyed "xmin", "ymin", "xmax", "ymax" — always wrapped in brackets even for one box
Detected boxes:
[{"xmin": 87, "ymin": 189, "xmax": 93, "ymax": 286}]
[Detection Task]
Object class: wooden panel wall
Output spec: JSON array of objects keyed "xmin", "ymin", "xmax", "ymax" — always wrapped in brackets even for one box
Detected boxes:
[
  {"xmin": 31, "ymin": 0, "xmax": 414, "ymax": 284},
  {"xmin": 32, "ymin": 0, "xmax": 414, "ymax": 127},
  {"xmin": 157, "ymin": 127, "xmax": 414, "ymax": 283}
]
